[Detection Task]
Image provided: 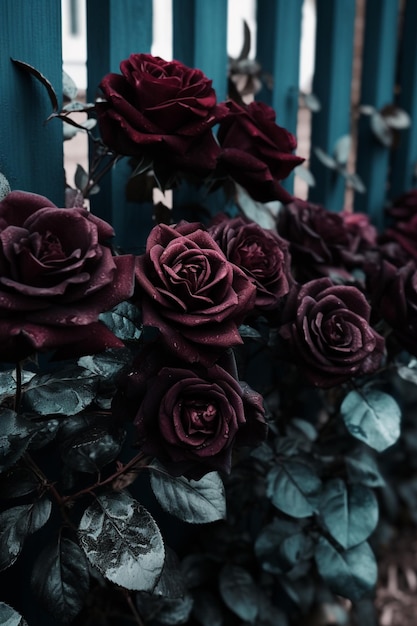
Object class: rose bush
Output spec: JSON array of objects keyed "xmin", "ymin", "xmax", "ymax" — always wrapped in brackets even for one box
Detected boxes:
[
  {"xmin": 113, "ymin": 344, "xmax": 266, "ymax": 479},
  {"xmin": 134, "ymin": 221, "xmax": 256, "ymax": 365},
  {"xmin": 96, "ymin": 53, "xmax": 228, "ymax": 179},
  {"xmin": 0, "ymin": 190, "xmax": 135, "ymax": 361},
  {"xmin": 216, "ymin": 100, "xmax": 304, "ymax": 203},
  {"xmin": 208, "ymin": 215, "xmax": 292, "ymax": 311},
  {"xmin": 279, "ymin": 277, "xmax": 385, "ymax": 387}
]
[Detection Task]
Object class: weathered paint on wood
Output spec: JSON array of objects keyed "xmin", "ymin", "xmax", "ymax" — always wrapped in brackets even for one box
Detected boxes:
[
  {"xmin": 86, "ymin": 0, "xmax": 154, "ymax": 252},
  {"xmin": 0, "ymin": 0, "xmax": 64, "ymax": 205},
  {"xmin": 355, "ymin": 0, "xmax": 399, "ymax": 228},
  {"xmin": 308, "ymin": 0, "xmax": 356, "ymax": 211}
]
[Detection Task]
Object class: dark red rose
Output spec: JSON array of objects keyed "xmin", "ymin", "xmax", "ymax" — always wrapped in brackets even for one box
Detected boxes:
[
  {"xmin": 340, "ymin": 211, "xmax": 378, "ymax": 261},
  {"xmin": 0, "ymin": 191, "xmax": 135, "ymax": 361},
  {"xmin": 277, "ymin": 199, "xmax": 359, "ymax": 282},
  {"xmin": 279, "ymin": 278, "xmax": 385, "ymax": 387},
  {"xmin": 112, "ymin": 345, "xmax": 267, "ymax": 479},
  {"xmin": 96, "ymin": 54, "xmax": 228, "ymax": 177},
  {"xmin": 367, "ymin": 258, "xmax": 417, "ymax": 356},
  {"xmin": 208, "ymin": 215, "xmax": 292, "ymax": 310},
  {"xmin": 216, "ymin": 100, "xmax": 304, "ymax": 203},
  {"xmin": 135, "ymin": 221, "xmax": 256, "ymax": 365},
  {"xmin": 386, "ymin": 189, "xmax": 417, "ymax": 222},
  {"xmin": 379, "ymin": 213, "xmax": 417, "ymax": 263}
]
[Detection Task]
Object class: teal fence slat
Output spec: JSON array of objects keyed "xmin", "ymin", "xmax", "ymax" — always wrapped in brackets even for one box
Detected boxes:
[
  {"xmin": 308, "ymin": 0, "xmax": 356, "ymax": 211},
  {"xmin": 355, "ymin": 0, "xmax": 399, "ymax": 228},
  {"xmin": 256, "ymin": 0, "xmax": 303, "ymax": 194},
  {"xmin": 390, "ymin": 0, "xmax": 417, "ymax": 198},
  {"xmin": 86, "ymin": 0, "xmax": 154, "ymax": 252},
  {"xmin": 173, "ymin": 0, "xmax": 228, "ymax": 100},
  {"xmin": 0, "ymin": 0, "xmax": 64, "ymax": 205}
]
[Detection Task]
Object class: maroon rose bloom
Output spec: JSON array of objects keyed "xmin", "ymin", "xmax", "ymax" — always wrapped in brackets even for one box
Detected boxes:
[
  {"xmin": 208, "ymin": 215, "xmax": 292, "ymax": 310},
  {"xmin": 135, "ymin": 221, "xmax": 256, "ymax": 365},
  {"xmin": 386, "ymin": 188, "xmax": 417, "ymax": 222},
  {"xmin": 279, "ymin": 278, "xmax": 385, "ymax": 387},
  {"xmin": 367, "ymin": 258, "xmax": 417, "ymax": 356},
  {"xmin": 112, "ymin": 346, "xmax": 267, "ymax": 479},
  {"xmin": 216, "ymin": 100, "xmax": 304, "ymax": 203},
  {"xmin": 96, "ymin": 53, "xmax": 228, "ymax": 176},
  {"xmin": 0, "ymin": 191, "xmax": 135, "ymax": 361},
  {"xmin": 277, "ymin": 199, "xmax": 362, "ymax": 282}
]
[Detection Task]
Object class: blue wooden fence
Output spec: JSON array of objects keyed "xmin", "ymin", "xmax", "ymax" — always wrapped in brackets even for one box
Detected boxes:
[{"xmin": 1, "ymin": 0, "xmax": 417, "ymax": 245}]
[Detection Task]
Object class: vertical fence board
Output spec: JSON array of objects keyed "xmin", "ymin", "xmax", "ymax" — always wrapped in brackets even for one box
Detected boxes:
[
  {"xmin": 308, "ymin": 0, "xmax": 356, "ymax": 211},
  {"xmin": 0, "ymin": 0, "xmax": 64, "ymax": 205},
  {"xmin": 86, "ymin": 0, "xmax": 154, "ymax": 252},
  {"xmin": 173, "ymin": 0, "xmax": 228, "ymax": 100},
  {"xmin": 355, "ymin": 0, "xmax": 399, "ymax": 228},
  {"xmin": 390, "ymin": 0, "xmax": 417, "ymax": 199},
  {"xmin": 256, "ymin": 0, "xmax": 303, "ymax": 194}
]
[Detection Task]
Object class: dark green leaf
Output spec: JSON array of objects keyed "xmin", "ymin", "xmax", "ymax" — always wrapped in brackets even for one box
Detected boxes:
[
  {"xmin": 0, "ymin": 602, "xmax": 28, "ymax": 626},
  {"xmin": 0, "ymin": 172, "xmax": 11, "ymax": 201},
  {"xmin": 0, "ymin": 370, "xmax": 15, "ymax": 403},
  {"xmin": 315, "ymin": 537, "xmax": 377, "ymax": 601},
  {"xmin": 0, "ymin": 466, "xmax": 39, "ymax": 499},
  {"xmin": 294, "ymin": 164, "xmax": 315, "ymax": 187},
  {"xmin": 266, "ymin": 459, "xmax": 322, "ymax": 517},
  {"xmin": 255, "ymin": 518, "xmax": 313, "ymax": 574},
  {"xmin": 24, "ymin": 366, "xmax": 97, "ymax": 416},
  {"xmin": 99, "ymin": 301, "xmax": 142, "ymax": 341},
  {"xmin": 78, "ymin": 490, "xmax": 164, "ymax": 591},
  {"xmin": 238, "ymin": 324, "xmax": 263, "ymax": 340},
  {"xmin": 78, "ymin": 347, "xmax": 132, "ymax": 380},
  {"xmin": 333, "ymin": 135, "xmax": 351, "ymax": 166},
  {"xmin": 0, "ymin": 497, "xmax": 52, "ymax": 571},
  {"xmin": 11, "ymin": 59, "xmax": 59, "ymax": 112},
  {"xmin": 381, "ymin": 105, "xmax": 411, "ymax": 129},
  {"xmin": 62, "ymin": 69, "xmax": 78, "ymax": 101},
  {"xmin": 219, "ymin": 564, "xmax": 259, "ymax": 622},
  {"xmin": 150, "ymin": 466, "xmax": 226, "ymax": 524},
  {"xmin": 319, "ymin": 479, "xmax": 378, "ymax": 549},
  {"xmin": 345, "ymin": 447, "xmax": 385, "ymax": 488},
  {"xmin": 344, "ymin": 172, "xmax": 366, "ymax": 193},
  {"xmin": 61, "ymin": 423, "xmax": 124, "ymax": 473},
  {"xmin": 0, "ymin": 409, "xmax": 39, "ymax": 471},
  {"xmin": 191, "ymin": 590, "xmax": 223, "ymax": 626},
  {"xmin": 74, "ymin": 163, "xmax": 89, "ymax": 191},
  {"xmin": 314, "ymin": 147, "xmax": 337, "ymax": 169},
  {"xmin": 154, "ymin": 547, "xmax": 187, "ymax": 599},
  {"xmin": 370, "ymin": 112, "xmax": 392, "ymax": 146},
  {"xmin": 136, "ymin": 589, "xmax": 193, "ymax": 625},
  {"xmin": 341, "ymin": 388, "xmax": 401, "ymax": 452},
  {"xmin": 31, "ymin": 536, "xmax": 89, "ymax": 624},
  {"xmin": 302, "ymin": 91, "xmax": 321, "ymax": 112}
]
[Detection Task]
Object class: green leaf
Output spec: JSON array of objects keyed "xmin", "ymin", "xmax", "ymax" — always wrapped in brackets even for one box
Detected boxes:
[
  {"xmin": 255, "ymin": 518, "xmax": 314, "ymax": 574},
  {"xmin": 0, "ymin": 172, "xmax": 11, "ymax": 201},
  {"xmin": 319, "ymin": 479, "xmax": 378, "ymax": 549},
  {"xmin": 99, "ymin": 301, "xmax": 142, "ymax": 341},
  {"xmin": 370, "ymin": 112, "xmax": 392, "ymax": 147},
  {"xmin": 78, "ymin": 490, "xmax": 164, "ymax": 591},
  {"xmin": 333, "ymin": 134, "xmax": 351, "ymax": 166},
  {"xmin": 345, "ymin": 447, "xmax": 385, "ymax": 488},
  {"xmin": 266, "ymin": 459, "xmax": 322, "ymax": 518},
  {"xmin": 0, "ymin": 498, "xmax": 52, "ymax": 571},
  {"xmin": 62, "ymin": 69, "xmax": 78, "ymax": 101},
  {"xmin": 341, "ymin": 388, "xmax": 401, "ymax": 452},
  {"xmin": 0, "ymin": 369, "xmax": 15, "ymax": 403},
  {"xmin": 24, "ymin": 366, "xmax": 97, "ymax": 416},
  {"xmin": 315, "ymin": 537, "xmax": 377, "ymax": 601},
  {"xmin": 150, "ymin": 467, "xmax": 226, "ymax": 524},
  {"xmin": 219, "ymin": 564, "xmax": 259, "ymax": 622},
  {"xmin": 314, "ymin": 147, "xmax": 337, "ymax": 170},
  {"xmin": 11, "ymin": 59, "xmax": 59, "ymax": 112},
  {"xmin": 60, "ymin": 418, "xmax": 125, "ymax": 474},
  {"xmin": 0, "ymin": 409, "xmax": 39, "ymax": 471},
  {"xmin": 78, "ymin": 347, "xmax": 132, "ymax": 380},
  {"xmin": 0, "ymin": 466, "xmax": 39, "ymax": 499},
  {"xmin": 191, "ymin": 590, "xmax": 224, "ymax": 626},
  {"xmin": 0, "ymin": 602, "xmax": 28, "ymax": 626},
  {"xmin": 136, "ymin": 590, "xmax": 193, "ymax": 625},
  {"xmin": 31, "ymin": 536, "xmax": 89, "ymax": 624}
]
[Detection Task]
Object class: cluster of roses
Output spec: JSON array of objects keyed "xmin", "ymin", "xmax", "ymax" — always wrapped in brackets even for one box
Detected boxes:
[{"xmin": 2, "ymin": 52, "xmax": 416, "ymax": 481}]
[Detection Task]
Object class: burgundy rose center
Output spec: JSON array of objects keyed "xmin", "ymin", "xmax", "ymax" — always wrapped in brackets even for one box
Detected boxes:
[{"xmin": 183, "ymin": 398, "xmax": 218, "ymax": 435}]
